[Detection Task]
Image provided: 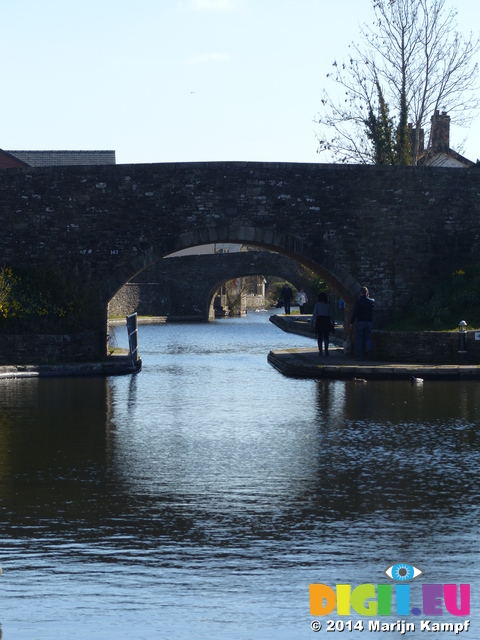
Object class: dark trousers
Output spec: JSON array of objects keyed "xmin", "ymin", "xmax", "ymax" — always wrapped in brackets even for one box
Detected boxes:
[
  {"xmin": 284, "ymin": 299, "xmax": 291, "ymax": 314},
  {"xmin": 355, "ymin": 321, "xmax": 372, "ymax": 360},
  {"xmin": 315, "ymin": 316, "xmax": 331, "ymax": 354}
]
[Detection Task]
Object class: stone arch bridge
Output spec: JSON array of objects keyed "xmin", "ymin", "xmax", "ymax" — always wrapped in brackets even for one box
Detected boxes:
[{"xmin": 1, "ymin": 161, "xmax": 479, "ymax": 360}]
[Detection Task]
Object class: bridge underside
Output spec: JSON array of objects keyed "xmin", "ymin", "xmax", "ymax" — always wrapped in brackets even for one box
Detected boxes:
[{"xmin": 108, "ymin": 250, "xmax": 321, "ymax": 322}]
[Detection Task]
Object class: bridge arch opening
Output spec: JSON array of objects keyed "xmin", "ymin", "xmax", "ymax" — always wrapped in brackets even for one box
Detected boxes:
[
  {"xmin": 204, "ymin": 262, "xmax": 321, "ymax": 322},
  {"xmin": 107, "ymin": 228, "xmax": 361, "ymax": 335},
  {"xmin": 105, "ymin": 225, "xmax": 361, "ymax": 306}
]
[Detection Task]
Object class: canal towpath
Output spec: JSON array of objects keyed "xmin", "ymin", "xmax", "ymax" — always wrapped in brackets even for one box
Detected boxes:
[{"xmin": 268, "ymin": 313, "xmax": 480, "ymax": 380}]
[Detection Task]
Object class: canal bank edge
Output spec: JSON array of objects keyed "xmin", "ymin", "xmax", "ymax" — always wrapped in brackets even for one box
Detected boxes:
[
  {"xmin": 267, "ymin": 347, "xmax": 480, "ymax": 380},
  {"xmin": 268, "ymin": 314, "xmax": 480, "ymax": 379},
  {"xmin": 269, "ymin": 314, "xmax": 480, "ymax": 366},
  {"xmin": 0, "ymin": 355, "xmax": 142, "ymax": 379}
]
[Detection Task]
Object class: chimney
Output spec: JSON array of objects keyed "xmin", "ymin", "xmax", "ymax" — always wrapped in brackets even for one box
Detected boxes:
[
  {"xmin": 410, "ymin": 125, "xmax": 424, "ymax": 155},
  {"xmin": 430, "ymin": 110, "xmax": 450, "ymax": 153}
]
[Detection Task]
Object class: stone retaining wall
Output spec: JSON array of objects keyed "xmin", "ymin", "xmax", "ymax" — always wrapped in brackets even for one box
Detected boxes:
[
  {"xmin": 372, "ymin": 330, "xmax": 480, "ymax": 364},
  {"xmin": 0, "ymin": 331, "xmax": 104, "ymax": 365},
  {"xmin": 109, "ymin": 283, "xmax": 142, "ymax": 317},
  {"xmin": 271, "ymin": 315, "xmax": 480, "ymax": 364},
  {"xmin": 245, "ymin": 294, "xmax": 266, "ymax": 310}
]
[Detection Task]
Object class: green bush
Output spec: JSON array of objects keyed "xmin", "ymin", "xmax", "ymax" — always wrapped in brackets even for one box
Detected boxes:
[
  {"xmin": 386, "ymin": 268, "xmax": 480, "ymax": 331},
  {"xmin": 0, "ymin": 264, "xmax": 102, "ymax": 333}
]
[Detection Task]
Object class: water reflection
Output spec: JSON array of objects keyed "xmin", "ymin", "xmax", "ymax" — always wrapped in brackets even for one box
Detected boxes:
[
  {"xmin": 315, "ymin": 380, "xmax": 480, "ymax": 523},
  {"xmin": 0, "ymin": 315, "xmax": 479, "ymax": 639}
]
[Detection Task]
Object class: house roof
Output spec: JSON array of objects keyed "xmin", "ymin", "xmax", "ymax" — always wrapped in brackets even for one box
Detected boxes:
[
  {"xmin": 4, "ymin": 150, "xmax": 116, "ymax": 167},
  {"xmin": 415, "ymin": 111, "xmax": 475, "ymax": 168},
  {"xmin": 417, "ymin": 149, "xmax": 475, "ymax": 168},
  {"xmin": 0, "ymin": 149, "xmax": 31, "ymax": 169}
]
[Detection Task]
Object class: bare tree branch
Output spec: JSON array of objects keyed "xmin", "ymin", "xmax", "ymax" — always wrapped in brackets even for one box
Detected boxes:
[{"xmin": 315, "ymin": 0, "xmax": 480, "ymax": 164}]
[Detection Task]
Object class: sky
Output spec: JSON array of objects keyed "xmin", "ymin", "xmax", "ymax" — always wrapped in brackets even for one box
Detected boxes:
[{"xmin": 1, "ymin": 0, "xmax": 480, "ymax": 165}]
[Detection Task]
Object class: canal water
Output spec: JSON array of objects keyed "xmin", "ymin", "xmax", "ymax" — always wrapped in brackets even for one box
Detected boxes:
[{"xmin": 0, "ymin": 310, "xmax": 479, "ymax": 639}]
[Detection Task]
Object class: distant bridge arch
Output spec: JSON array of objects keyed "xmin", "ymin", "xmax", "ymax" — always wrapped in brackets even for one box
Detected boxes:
[
  {"xmin": 109, "ymin": 250, "xmax": 325, "ymax": 321},
  {"xmin": 106, "ymin": 225, "xmax": 360, "ymax": 313}
]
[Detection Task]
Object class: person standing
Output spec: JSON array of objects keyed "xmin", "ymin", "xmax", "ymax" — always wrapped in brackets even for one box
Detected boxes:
[
  {"xmin": 310, "ymin": 292, "xmax": 334, "ymax": 356},
  {"xmin": 281, "ymin": 283, "xmax": 293, "ymax": 315},
  {"xmin": 296, "ymin": 288, "xmax": 308, "ymax": 314},
  {"xmin": 349, "ymin": 286, "xmax": 375, "ymax": 361}
]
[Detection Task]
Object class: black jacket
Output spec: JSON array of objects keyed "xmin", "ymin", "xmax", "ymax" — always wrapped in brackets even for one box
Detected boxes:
[{"xmin": 350, "ymin": 295, "xmax": 375, "ymax": 323}]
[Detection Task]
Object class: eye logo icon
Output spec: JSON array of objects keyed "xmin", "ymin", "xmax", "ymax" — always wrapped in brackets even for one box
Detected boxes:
[{"xmin": 385, "ymin": 563, "xmax": 423, "ymax": 582}]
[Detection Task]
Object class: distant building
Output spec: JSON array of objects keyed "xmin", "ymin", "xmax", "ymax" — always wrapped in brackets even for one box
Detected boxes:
[
  {"xmin": 0, "ymin": 150, "xmax": 30, "ymax": 169},
  {"xmin": 1, "ymin": 150, "xmax": 116, "ymax": 168},
  {"xmin": 415, "ymin": 111, "xmax": 474, "ymax": 168}
]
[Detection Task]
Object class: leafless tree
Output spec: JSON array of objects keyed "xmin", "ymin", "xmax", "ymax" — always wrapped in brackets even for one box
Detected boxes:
[{"xmin": 316, "ymin": 0, "xmax": 479, "ymax": 164}]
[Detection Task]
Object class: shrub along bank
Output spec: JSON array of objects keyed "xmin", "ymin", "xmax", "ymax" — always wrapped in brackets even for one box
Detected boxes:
[
  {"xmin": 0, "ymin": 264, "xmax": 102, "ymax": 334},
  {"xmin": 385, "ymin": 267, "xmax": 480, "ymax": 331}
]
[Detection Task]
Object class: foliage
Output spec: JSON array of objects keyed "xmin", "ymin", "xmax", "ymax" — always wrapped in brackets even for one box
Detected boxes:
[
  {"xmin": 0, "ymin": 267, "xmax": 13, "ymax": 308},
  {"xmin": 385, "ymin": 268, "xmax": 480, "ymax": 330},
  {"xmin": 396, "ymin": 75, "xmax": 412, "ymax": 166},
  {"xmin": 316, "ymin": 0, "xmax": 479, "ymax": 164},
  {"xmin": 268, "ymin": 280, "xmax": 298, "ymax": 305},
  {"xmin": 0, "ymin": 264, "xmax": 102, "ymax": 333},
  {"xmin": 308, "ymin": 276, "xmax": 328, "ymax": 300},
  {"xmin": 365, "ymin": 81, "xmax": 397, "ymax": 164},
  {"xmin": 266, "ymin": 276, "xmax": 329, "ymax": 308}
]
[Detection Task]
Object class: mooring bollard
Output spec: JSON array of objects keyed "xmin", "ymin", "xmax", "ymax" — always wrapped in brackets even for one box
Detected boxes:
[{"xmin": 458, "ymin": 320, "xmax": 468, "ymax": 364}]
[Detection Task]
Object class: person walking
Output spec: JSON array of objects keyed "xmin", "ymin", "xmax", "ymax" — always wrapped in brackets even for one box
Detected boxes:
[
  {"xmin": 349, "ymin": 286, "xmax": 375, "ymax": 361},
  {"xmin": 311, "ymin": 292, "xmax": 334, "ymax": 356},
  {"xmin": 281, "ymin": 283, "xmax": 293, "ymax": 315},
  {"xmin": 296, "ymin": 288, "xmax": 308, "ymax": 314}
]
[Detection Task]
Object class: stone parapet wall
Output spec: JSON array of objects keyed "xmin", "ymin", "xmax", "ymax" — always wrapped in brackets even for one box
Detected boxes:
[{"xmin": 0, "ymin": 331, "xmax": 104, "ymax": 365}]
